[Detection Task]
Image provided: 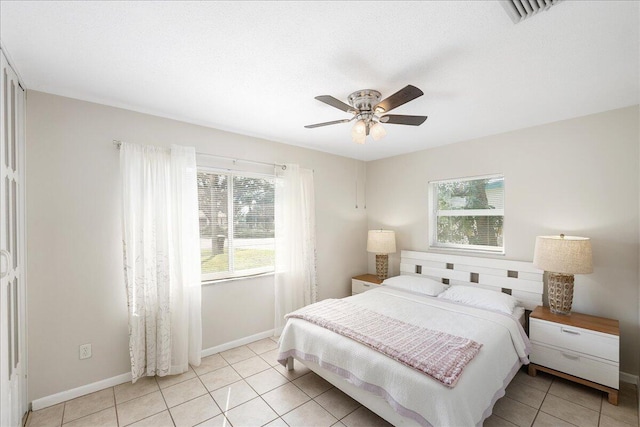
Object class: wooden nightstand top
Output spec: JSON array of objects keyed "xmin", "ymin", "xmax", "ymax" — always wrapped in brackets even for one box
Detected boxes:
[
  {"xmin": 352, "ymin": 274, "xmax": 383, "ymax": 284},
  {"xmin": 530, "ymin": 306, "xmax": 619, "ymax": 336}
]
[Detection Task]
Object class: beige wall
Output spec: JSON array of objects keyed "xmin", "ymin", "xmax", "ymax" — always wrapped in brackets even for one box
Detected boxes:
[
  {"xmin": 25, "ymin": 91, "xmax": 368, "ymax": 401},
  {"xmin": 366, "ymin": 106, "xmax": 640, "ymax": 375},
  {"xmin": 25, "ymin": 90, "xmax": 640, "ymax": 402}
]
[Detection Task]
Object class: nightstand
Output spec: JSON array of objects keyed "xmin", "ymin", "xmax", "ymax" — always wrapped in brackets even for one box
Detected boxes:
[
  {"xmin": 351, "ymin": 274, "xmax": 383, "ymax": 295},
  {"xmin": 528, "ymin": 306, "xmax": 619, "ymax": 405}
]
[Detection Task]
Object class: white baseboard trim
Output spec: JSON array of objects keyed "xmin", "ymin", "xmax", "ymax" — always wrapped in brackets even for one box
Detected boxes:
[
  {"xmin": 620, "ymin": 371, "xmax": 639, "ymax": 386},
  {"xmin": 619, "ymin": 371, "xmax": 640, "ymax": 411},
  {"xmin": 31, "ymin": 329, "xmax": 275, "ymax": 411},
  {"xmin": 31, "ymin": 372, "xmax": 132, "ymax": 411},
  {"xmin": 201, "ymin": 329, "xmax": 275, "ymax": 358}
]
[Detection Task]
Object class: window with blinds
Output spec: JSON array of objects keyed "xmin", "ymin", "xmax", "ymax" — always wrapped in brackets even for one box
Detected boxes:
[
  {"xmin": 198, "ymin": 169, "xmax": 275, "ymax": 281},
  {"xmin": 430, "ymin": 175, "xmax": 504, "ymax": 253}
]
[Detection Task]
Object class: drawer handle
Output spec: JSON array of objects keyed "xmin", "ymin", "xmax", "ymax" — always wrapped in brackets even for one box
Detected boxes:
[
  {"xmin": 561, "ymin": 328, "xmax": 580, "ymax": 335},
  {"xmin": 0, "ymin": 250, "xmax": 9, "ymax": 278},
  {"xmin": 561, "ymin": 352, "xmax": 580, "ymax": 361}
]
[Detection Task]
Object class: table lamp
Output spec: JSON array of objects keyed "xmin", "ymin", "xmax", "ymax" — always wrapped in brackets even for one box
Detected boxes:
[
  {"xmin": 533, "ymin": 234, "xmax": 593, "ymax": 315},
  {"xmin": 367, "ymin": 229, "xmax": 396, "ymax": 280}
]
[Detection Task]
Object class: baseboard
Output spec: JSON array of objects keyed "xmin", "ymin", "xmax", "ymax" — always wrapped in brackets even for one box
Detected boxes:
[
  {"xmin": 30, "ymin": 329, "xmax": 275, "ymax": 411},
  {"xmin": 201, "ymin": 329, "xmax": 275, "ymax": 357},
  {"xmin": 31, "ymin": 372, "xmax": 132, "ymax": 411},
  {"xmin": 620, "ymin": 371, "xmax": 639, "ymax": 386},
  {"xmin": 619, "ymin": 371, "xmax": 640, "ymax": 412}
]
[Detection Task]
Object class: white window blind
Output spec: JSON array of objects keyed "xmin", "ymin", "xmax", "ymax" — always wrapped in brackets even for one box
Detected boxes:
[
  {"xmin": 430, "ymin": 175, "xmax": 504, "ymax": 253},
  {"xmin": 198, "ymin": 169, "xmax": 275, "ymax": 281}
]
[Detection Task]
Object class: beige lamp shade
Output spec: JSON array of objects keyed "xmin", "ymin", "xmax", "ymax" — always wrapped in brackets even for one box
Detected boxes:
[
  {"xmin": 367, "ymin": 230, "xmax": 396, "ymax": 254},
  {"xmin": 533, "ymin": 235, "xmax": 593, "ymax": 274}
]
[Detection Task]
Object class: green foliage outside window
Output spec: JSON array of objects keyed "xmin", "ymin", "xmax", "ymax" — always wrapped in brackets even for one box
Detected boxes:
[
  {"xmin": 434, "ymin": 176, "xmax": 504, "ymax": 250},
  {"xmin": 198, "ymin": 171, "xmax": 275, "ymax": 278}
]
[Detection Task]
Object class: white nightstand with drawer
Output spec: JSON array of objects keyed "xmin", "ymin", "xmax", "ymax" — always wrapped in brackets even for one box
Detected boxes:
[
  {"xmin": 528, "ymin": 306, "xmax": 619, "ymax": 405},
  {"xmin": 351, "ymin": 274, "xmax": 383, "ymax": 295}
]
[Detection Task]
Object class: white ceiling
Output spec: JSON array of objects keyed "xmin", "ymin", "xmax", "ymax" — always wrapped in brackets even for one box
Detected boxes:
[{"xmin": 1, "ymin": 1, "xmax": 638, "ymax": 161}]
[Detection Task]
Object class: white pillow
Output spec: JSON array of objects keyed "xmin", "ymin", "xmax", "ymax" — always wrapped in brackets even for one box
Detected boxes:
[
  {"xmin": 382, "ymin": 275, "xmax": 448, "ymax": 296},
  {"xmin": 437, "ymin": 285, "xmax": 518, "ymax": 315}
]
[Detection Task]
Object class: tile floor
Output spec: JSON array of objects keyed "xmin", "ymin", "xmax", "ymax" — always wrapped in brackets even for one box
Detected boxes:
[{"xmin": 26, "ymin": 336, "xmax": 639, "ymax": 427}]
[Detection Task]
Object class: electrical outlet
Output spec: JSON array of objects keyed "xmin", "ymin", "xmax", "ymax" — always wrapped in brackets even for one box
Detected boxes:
[{"xmin": 79, "ymin": 344, "xmax": 92, "ymax": 360}]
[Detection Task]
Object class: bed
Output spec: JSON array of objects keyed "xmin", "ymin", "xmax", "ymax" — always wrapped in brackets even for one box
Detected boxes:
[{"xmin": 277, "ymin": 250, "xmax": 544, "ymax": 426}]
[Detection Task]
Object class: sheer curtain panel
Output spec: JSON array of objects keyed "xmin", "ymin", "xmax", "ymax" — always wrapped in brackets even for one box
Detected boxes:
[
  {"xmin": 274, "ymin": 164, "xmax": 317, "ymax": 335},
  {"xmin": 121, "ymin": 142, "xmax": 202, "ymax": 382}
]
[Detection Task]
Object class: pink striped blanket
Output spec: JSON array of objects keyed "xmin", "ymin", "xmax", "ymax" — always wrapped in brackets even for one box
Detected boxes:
[{"xmin": 285, "ymin": 299, "xmax": 482, "ymax": 387}]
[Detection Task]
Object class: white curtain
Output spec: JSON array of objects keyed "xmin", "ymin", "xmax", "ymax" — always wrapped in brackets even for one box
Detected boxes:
[
  {"xmin": 274, "ymin": 164, "xmax": 317, "ymax": 335},
  {"xmin": 121, "ymin": 142, "xmax": 202, "ymax": 382}
]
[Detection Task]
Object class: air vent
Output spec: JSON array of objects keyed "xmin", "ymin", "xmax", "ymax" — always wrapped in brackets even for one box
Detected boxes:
[{"xmin": 501, "ymin": 0, "xmax": 562, "ymax": 24}]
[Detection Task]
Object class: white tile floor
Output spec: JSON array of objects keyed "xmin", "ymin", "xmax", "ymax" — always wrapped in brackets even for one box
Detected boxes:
[
  {"xmin": 26, "ymin": 336, "xmax": 639, "ymax": 427},
  {"xmin": 485, "ymin": 370, "xmax": 639, "ymax": 427}
]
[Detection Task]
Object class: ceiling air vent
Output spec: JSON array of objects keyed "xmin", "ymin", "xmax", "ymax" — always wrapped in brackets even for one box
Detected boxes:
[{"xmin": 501, "ymin": 0, "xmax": 562, "ymax": 24}]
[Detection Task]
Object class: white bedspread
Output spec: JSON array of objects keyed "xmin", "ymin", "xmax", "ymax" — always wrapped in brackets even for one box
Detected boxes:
[{"xmin": 277, "ymin": 287, "xmax": 530, "ymax": 427}]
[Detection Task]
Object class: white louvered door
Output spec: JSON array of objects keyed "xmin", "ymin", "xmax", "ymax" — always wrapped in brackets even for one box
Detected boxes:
[{"xmin": 0, "ymin": 49, "xmax": 27, "ymax": 427}]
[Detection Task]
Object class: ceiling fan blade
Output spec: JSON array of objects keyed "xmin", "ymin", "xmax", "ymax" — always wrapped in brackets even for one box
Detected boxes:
[
  {"xmin": 379, "ymin": 114, "xmax": 428, "ymax": 126},
  {"xmin": 374, "ymin": 85, "xmax": 424, "ymax": 113},
  {"xmin": 315, "ymin": 95, "xmax": 355, "ymax": 113},
  {"xmin": 304, "ymin": 118, "xmax": 352, "ymax": 129}
]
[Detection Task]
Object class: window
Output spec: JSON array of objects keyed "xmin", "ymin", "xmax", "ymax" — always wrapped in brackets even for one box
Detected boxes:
[
  {"xmin": 430, "ymin": 175, "xmax": 504, "ymax": 253},
  {"xmin": 198, "ymin": 169, "xmax": 275, "ymax": 281}
]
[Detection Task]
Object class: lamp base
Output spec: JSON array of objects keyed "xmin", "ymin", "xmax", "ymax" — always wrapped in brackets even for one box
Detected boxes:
[
  {"xmin": 548, "ymin": 272, "xmax": 574, "ymax": 315},
  {"xmin": 375, "ymin": 254, "xmax": 389, "ymax": 281}
]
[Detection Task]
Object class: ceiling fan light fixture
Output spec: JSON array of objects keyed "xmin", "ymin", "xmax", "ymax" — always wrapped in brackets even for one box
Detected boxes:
[
  {"xmin": 352, "ymin": 133, "xmax": 366, "ymax": 144},
  {"xmin": 306, "ymin": 85, "xmax": 427, "ymax": 142},
  {"xmin": 370, "ymin": 122, "xmax": 387, "ymax": 141},
  {"xmin": 352, "ymin": 119, "xmax": 366, "ymax": 144},
  {"xmin": 351, "ymin": 119, "xmax": 366, "ymax": 137}
]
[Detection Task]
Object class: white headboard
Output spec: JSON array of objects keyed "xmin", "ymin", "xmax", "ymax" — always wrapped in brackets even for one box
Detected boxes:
[{"xmin": 400, "ymin": 250, "xmax": 544, "ymax": 310}]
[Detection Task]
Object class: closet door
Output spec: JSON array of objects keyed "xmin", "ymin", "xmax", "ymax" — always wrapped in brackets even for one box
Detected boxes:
[{"xmin": 0, "ymin": 49, "xmax": 27, "ymax": 427}]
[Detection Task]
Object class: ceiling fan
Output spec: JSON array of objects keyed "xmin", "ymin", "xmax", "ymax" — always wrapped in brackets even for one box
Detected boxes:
[{"xmin": 305, "ymin": 85, "xmax": 428, "ymax": 144}]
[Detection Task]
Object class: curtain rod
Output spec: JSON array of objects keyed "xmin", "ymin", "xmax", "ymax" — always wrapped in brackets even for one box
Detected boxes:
[{"xmin": 113, "ymin": 140, "xmax": 286, "ymax": 170}]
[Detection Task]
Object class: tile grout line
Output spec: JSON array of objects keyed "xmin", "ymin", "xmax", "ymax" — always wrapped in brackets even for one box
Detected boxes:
[
  {"xmin": 278, "ymin": 381, "xmax": 329, "ymax": 424},
  {"xmin": 227, "ymin": 353, "xmax": 307, "ymax": 425},
  {"xmin": 537, "ymin": 384, "xmax": 579, "ymax": 427},
  {"xmin": 115, "ymin": 355, "xmax": 367, "ymax": 427},
  {"xmin": 60, "ymin": 398, "xmax": 66, "ymax": 427},
  {"xmin": 224, "ymin": 344, "xmax": 290, "ymax": 421},
  {"xmin": 221, "ymin": 345, "xmax": 269, "ymax": 420},
  {"xmin": 154, "ymin": 375, "xmax": 177, "ymax": 427},
  {"xmin": 211, "ymin": 345, "xmax": 343, "ymax": 426},
  {"xmin": 112, "ymin": 386, "xmax": 121, "ymax": 427},
  {"xmin": 60, "ymin": 387, "xmax": 117, "ymax": 426},
  {"xmin": 510, "ymin": 371, "xmax": 640, "ymax": 427},
  {"xmin": 193, "ymin": 351, "xmax": 244, "ymax": 426},
  {"xmin": 257, "ymin": 394, "xmax": 285, "ymax": 426},
  {"xmin": 194, "ymin": 361, "xmax": 227, "ymax": 421},
  {"xmin": 193, "ymin": 366, "xmax": 228, "ymax": 426},
  {"xmin": 598, "ymin": 390, "xmax": 603, "ymax": 427},
  {"xmin": 46, "ymin": 342, "xmax": 639, "ymax": 427}
]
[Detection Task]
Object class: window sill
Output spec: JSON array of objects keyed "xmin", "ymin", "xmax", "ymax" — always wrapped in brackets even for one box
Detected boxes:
[
  {"xmin": 201, "ymin": 271, "xmax": 275, "ymax": 286},
  {"xmin": 428, "ymin": 246, "xmax": 505, "ymax": 256}
]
